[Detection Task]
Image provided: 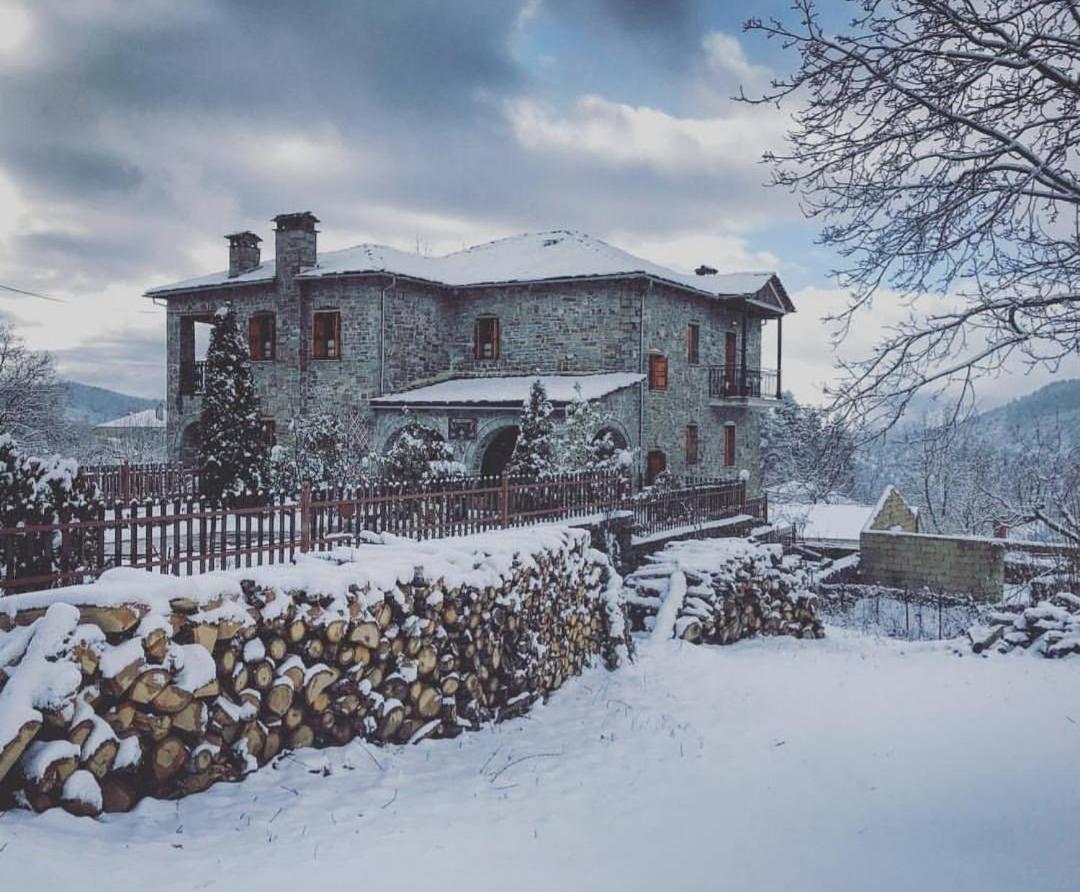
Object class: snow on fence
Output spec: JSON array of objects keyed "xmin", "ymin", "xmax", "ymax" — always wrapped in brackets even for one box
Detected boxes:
[
  {"xmin": 0, "ymin": 527, "xmax": 632, "ymax": 816},
  {"xmin": 816, "ymin": 584, "xmax": 982, "ymax": 641},
  {"xmin": 0, "ymin": 473, "xmax": 755, "ymax": 593},
  {"xmin": 82, "ymin": 462, "xmax": 201, "ymax": 501}
]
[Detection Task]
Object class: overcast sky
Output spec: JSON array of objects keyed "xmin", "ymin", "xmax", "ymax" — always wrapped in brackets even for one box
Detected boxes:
[{"xmin": 0, "ymin": 0, "xmax": 1074, "ymax": 405}]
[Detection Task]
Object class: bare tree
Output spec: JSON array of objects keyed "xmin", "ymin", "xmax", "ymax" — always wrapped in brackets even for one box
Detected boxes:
[
  {"xmin": 744, "ymin": 0, "xmax": 1080, "ymax": 429},
  {"xmin": 0, "ymin": 318, "xmax": 66, "ymax": 450}
]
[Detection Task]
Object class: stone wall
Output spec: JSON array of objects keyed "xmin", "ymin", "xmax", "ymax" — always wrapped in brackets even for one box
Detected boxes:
[
  {"xmin": 867, "ymin": 485, "xmax": 919, "ymax": 532},
  {"xmin": 859, "ymin": 529, "xmax": 1005, "ymax": 600}
]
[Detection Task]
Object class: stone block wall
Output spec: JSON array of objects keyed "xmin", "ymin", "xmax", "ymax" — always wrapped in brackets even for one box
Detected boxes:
[
  {"xmin": 859, "ymin": 529, "xmax": 1005, "ymax": 600},
  {"xmin": 867, "ymin": 486, "xmax": 919, "ymax": 532}
]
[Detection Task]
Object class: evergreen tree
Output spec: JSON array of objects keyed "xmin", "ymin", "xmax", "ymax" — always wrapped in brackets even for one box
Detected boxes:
[
  {"xmin": 506, "ymin": 379, "xmax": 555, "ymax": 479},
  {"xmin": 199, "ymin": 305, "xmax": 269, "ymax": 502}
]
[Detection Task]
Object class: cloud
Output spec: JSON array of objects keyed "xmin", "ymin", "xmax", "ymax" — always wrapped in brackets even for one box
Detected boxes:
[
  {"xmin": 52, "ymin": 328, "xmax": 165, "ymax": 399},
  {"xmin": 507, "ymin": 94, "xmax": 787, "ymax": 175}
]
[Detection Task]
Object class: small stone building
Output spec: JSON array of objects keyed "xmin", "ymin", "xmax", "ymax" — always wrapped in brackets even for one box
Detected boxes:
[{"xmin": 145, "ymin": 213, "xmax": 794, "ymax": 491}]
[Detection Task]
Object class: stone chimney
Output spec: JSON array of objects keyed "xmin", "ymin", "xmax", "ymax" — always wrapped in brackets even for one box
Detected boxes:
[
  {"xmin": 273, "ymin": 211, "xmax": 319, "ymax": 278},
  {"xmin": 695, "ymin": 264, "xmax": 718, "ymax": 276},
  {"xmin": 226, "ymin": 231, "xmax": 262, "ymax": 278}
]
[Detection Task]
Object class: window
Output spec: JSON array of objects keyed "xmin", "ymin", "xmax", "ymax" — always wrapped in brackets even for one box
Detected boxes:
[
  {"xmin": 724, "ymin": 423, "xmax": 736, "ymax": 467},
  {"xmin": 687, "ymin": 324, "xmax": 700, "ymax": 365},
  {"xmin": 313, "ymin": 310, "xmax": 341, "ymax": 360},
  {"xmin": 685, "ymin": 424, "xmax": 699, "ymax": 466},
  {"xmin": 646, "ymin": 450, "xmax": 667, "ymax": 485},
  {"xmin": 249, "ymin": 313, "xmax": 275, "ymax": 361},
  {"xmin": 648, "ymin": 353, "xmax": 668, "ymax": 390},
  {"xmin": 260, "ymin": 418, "xmax": 277, "ymax": 449},
  {"xmin": 474, "ymin": 316, "xmax": 500, "ymax": 360}
]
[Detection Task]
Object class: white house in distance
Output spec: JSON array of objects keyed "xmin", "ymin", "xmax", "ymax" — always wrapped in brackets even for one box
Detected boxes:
[{"xmin": 92, "ymin": 405, "xmax": 168, "ymax": 462}]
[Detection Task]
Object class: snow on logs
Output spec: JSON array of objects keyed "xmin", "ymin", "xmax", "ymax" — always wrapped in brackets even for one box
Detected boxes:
[
  {"xmin": 968, "ymin": 590, "xmax": 1080, "ymax": 657},
  {"xmin": 0, "ymin": 527, "xmax": 631, "ymax": 817},
  {"xmin": 624, "ymin": 538, "xmax": 824, "ymax": 644}
]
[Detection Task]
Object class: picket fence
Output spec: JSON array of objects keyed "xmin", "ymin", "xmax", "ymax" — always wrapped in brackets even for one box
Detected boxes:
[{"xmin": 0, "ymin": 473, "xmax": 764, "ymax": 593}]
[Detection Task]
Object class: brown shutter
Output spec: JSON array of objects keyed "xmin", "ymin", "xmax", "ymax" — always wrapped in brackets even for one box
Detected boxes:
[
  {"xmin": 266, "ymin": 315, "xmax": 275, "ymax": 360},
  {"xmin": 474, "ymin": 318, "xmax": 481, "ymax": 360},
  {"xmin": 658, "ymin": 355, "xmax": 668, "ymax": 389},
  {"xmin": 332, "ymin": 312, "xmax": 341, "ymax": 358},
  {"xmin": 248, "ymin": 316, "xmax": 260, "ymax": 359},
  {"xmin": 492, "ymin": 317, "xmax": 500, "ymax": 360},
  {"xmin": 724, "ymin": 425, "xmax": 736, "ymax": 467},
  {"xmin": 313, "ymin": 313, "xmax": 326, "ymax": 359}
]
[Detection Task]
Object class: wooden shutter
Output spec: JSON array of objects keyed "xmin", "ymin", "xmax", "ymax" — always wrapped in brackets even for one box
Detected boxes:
[
  {"xmin": 330, "ymin": 312, "xmax": 341, "ymax": 358},
  {"xmin": 646, "ymin": 450, "xmax": 666, "ymax": 485},
  {"xmin": 724, "ymin": 424, "xmax": 736, "ymax": 467},
  {"xmin": 649, "ymin": 354, "xmax": 668, "ymax": 390},
  {"xmin": 313, "ymin": 313, "xmax": 326, "ymax": 359},
  {"xmin": 687, "ymin": 324, "xmax": 699, "ymax": 365},
  {"xmin": 492, "ymin": 317, "xmax": 500, "ymax": 360},
  {"xmin": 248, "ymin": 316, "xmax": 260, "ymax": 359},
  {"xmin": 474, "ymin": 318, "xmax": 481, "ymax": 360},
  {"xmin": 685, "ymin": 425, "xmax": 698, "ymax": 466}
]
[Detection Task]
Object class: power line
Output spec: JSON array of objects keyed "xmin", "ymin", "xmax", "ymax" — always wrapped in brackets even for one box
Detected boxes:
[{"xmin": 0, "ymin": 283, "xmax": 65, "ymax": 303}]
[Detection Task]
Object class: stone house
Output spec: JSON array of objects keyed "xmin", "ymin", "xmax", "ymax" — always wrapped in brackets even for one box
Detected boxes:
[{"xmin": 145, "ymin": 212, "xmax": 794, "ymax": 491}]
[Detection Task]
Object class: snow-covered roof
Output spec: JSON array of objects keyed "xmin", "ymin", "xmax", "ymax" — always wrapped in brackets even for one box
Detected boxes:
[
  {"xmin": 769, "ymin": 501, "xmax": 876, "ymax": 545},
  {"xmin": 94, "ymin": 408, "xmax": 166, "ymax": 430},
  {"xmin": 145, "ymin": 230, "xmax": 789, "ymax": 309},
  {"xmin": 371, "ymin": 373, "xmax": 645, "ymax": 407}
]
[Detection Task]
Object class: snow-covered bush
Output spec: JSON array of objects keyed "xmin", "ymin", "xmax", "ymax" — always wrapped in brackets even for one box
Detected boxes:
[
  {"xmin": 552, "ymin": 383, "xmax": 632, "ymax": 474},
  {"xmin": 269, "ymin": 411, "xmax": 363, "ymax": 492},
  {"xmin": 380, "ymin": 422, "xmax": 465, "ymax": 486},
  {"xmin": 506, "ymin": 379, "xmax": 555, "ymax": 479},
  {"xmin": 199, "ymin": 305, "xmax": 270, "ymax": 502},
  {"xmin": 0, "ymin": 435, "xmax": 102, "ymax": 585}
]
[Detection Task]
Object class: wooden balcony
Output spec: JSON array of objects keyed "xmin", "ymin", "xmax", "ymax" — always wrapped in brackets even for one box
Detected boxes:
[{"xmin": 708, "ymin": 367, "xmax": 779, "ymax": 405}]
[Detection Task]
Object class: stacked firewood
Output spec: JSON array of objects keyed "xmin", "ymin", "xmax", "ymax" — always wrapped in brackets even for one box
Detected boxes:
[
  {"xmin": 0, "ymin": 530, "xmax": 631, "ymax": 817},
  {"xmin": 624, "ymin": 538, "xmax": 824, "ymax": 643},
  {"xmin": 968, "ymin": 590, "xmax": 1080, "ymax": 657}
]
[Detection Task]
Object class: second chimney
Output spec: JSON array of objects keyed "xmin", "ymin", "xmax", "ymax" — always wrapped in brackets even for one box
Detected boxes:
[
  {"xmin": 226, "ymin": 231, "xmax": 262, "ymax": 278},
  {"xmin": 273, "ymin": 211, "xmax": 319, "ymax": 278}
]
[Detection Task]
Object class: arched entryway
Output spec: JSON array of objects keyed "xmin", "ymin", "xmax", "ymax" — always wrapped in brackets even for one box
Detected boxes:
[
  {"xmin": 480, "ymin": 426, "xmax": 518, "ymax": 477},
  {"xmin": 179, "ymin": 421, "xmax": 201, "ymax": 467}
]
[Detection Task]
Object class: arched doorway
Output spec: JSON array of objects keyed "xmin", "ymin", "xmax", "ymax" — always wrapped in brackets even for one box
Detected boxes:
[
  {"xmin": 179, "ymin": 421, "xmax": 201, "ymax": 467},
  {"xmin": 480, "ymin": 426, "xmax": 518, "ymax": 477},
  {"xmin": 593, "ymin": 426, "xmax": 628, "ymax": 463}
]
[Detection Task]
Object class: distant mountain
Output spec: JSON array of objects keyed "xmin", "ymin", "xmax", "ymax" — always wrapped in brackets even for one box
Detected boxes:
[
  {"xmin": 973, "ymin": 378, "xmax": 1080, "ymax": 442},
  {"xmin": 63, "ymin": 381, "xmax": 160, "ymax": 426}
]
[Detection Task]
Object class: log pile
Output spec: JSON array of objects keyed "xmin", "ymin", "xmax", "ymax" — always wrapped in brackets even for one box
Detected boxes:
[
  {"xmin": 0, "ymin": 528, "xmax": 631, "ymax": 817},
  {"xmin": 624, "ymin": 538, "xmax": 824, "ymax": 643},
  {"xmin": 968, "ymin": 590, "xmax": 1080, "ymax": 657}
]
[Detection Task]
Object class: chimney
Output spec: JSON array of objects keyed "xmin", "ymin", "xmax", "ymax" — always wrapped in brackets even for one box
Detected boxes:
[
  {"xmin": 226, "ymin": 231, "xmax": 262, "ymax": 278},
  {"xmin": 695, "ymin": 264, "xmax": 718, "ymax": 276},
  {"xmin": 273, "ymin": 211, "xmax": 319, "ymax": 278}
]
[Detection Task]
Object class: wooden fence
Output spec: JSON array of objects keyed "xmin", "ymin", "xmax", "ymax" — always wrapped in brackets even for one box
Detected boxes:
[
  {"xmin": 82, "ymin": 462, "xmax": 201, "ymax": 501},
  {"xmin": 0, "ymin": 473, "xmax": 761, "ymax": 593}
]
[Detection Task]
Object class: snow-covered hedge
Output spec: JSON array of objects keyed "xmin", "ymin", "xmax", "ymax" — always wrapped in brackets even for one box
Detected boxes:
[
  {"xmin": 624, "ymin": 538, "xmax": 824, "ymax": 644},
  {"xmin": 0, "ymin": 527, "xmax": 630, "ymax": 817}
]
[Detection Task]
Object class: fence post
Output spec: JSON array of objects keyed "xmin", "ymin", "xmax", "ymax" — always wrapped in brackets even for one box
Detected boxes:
[
  {"xmin": 300, "ymin": 480, "xmax": 312, "ymax": 554},
  {"xmin": 499, "ymin": 472, "xmax": 509, "ymax": 529},
  {"xmin": 121, "ymin": 461, "xmax": 132, "ymax": 503}
]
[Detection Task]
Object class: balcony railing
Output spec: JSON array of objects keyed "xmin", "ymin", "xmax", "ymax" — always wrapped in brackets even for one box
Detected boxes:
[
  {"xmin": 708, "ymin": 367, "xmax": 779, "ymax": 401},
  {"xmin": 180, "ymin": 359, "xmax": 207, "ymax": 396}
]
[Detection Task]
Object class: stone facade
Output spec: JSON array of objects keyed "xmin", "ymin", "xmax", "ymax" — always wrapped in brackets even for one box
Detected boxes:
[
  {"xmin": 155, "ymin": 218, "xmax": 788, "ymax": 491},
  {"xmin": 867, "ymin": 486, "xmax": 920, "ymax": 532}
]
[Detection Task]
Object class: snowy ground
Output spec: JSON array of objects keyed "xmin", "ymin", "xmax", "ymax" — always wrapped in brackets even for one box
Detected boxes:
[{"xmin": 3, "ymin": 630, "xmax": 1079, "ymax": 892}]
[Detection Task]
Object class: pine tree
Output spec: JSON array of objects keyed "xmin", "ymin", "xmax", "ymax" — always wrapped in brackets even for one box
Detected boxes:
[
  {"xmin": 199, "ymin": 305, "xmax": 269, "ymax": 502},
  {"xmin": 506, "ymin": 379, "xmax": 555, "ymax": 479}
]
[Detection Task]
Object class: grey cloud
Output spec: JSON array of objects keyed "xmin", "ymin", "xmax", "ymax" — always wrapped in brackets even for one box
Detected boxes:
[{"xmin": 52, "ymin": 329, "xmax": 166, "ymax": 400}]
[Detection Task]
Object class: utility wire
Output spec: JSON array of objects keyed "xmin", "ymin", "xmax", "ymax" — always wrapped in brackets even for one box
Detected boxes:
[{"xmin": 0, "ymin": 282, "xmax": 65, "ymax": 303}]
